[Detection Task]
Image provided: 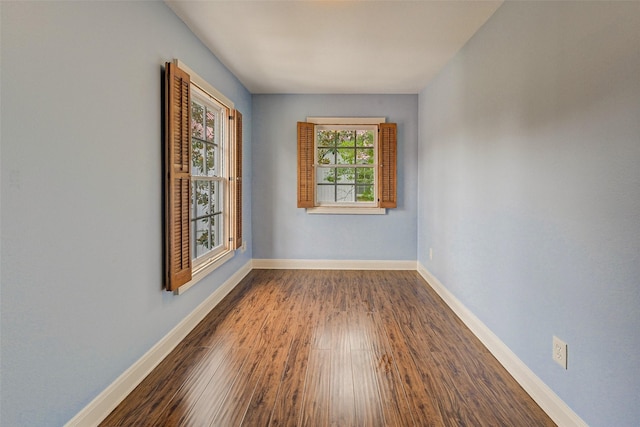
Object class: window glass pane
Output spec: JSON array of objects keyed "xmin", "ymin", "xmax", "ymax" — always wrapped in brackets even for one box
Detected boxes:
[
  {"xmin": 336, "ymin": 167, "xmax": 355, "ymax": 183},
  {"xmin": 336, "ymin": 148, "xmax": 355, "ymax": 165},
  {"xmin": 356, "ymin": 167, "xmax": 374, "ymax": 184},
  {"xmin": 192, "ymin": 140, "xmax": 204, "ymax": 176},
  {"xmin": 317, "ymin": 148, "xmax": 335, "ymax": 165},
  {"xmin": 317, "ymin": 185, "xmax": 335, "ymax": 203},
  {"xmin": 191, "ymin": 101, "xmax": 204, "ymax": 139},
  {"xmin": 195, "ymin": 218, "xmax": 211, "ymax": 258},
  {"xmin": 337, "ymin": 185, "xmax": 355, "ymax": 202},
  {"xmin": 337, "ymin": 130, "xmax": 356, "ymax": 147},
  {"xmin": 212, "ymin": 181, "xmax": 221, "ymax": 212},
  {"xmin": 206, "ymin": 109, "xmax": 215, "ymax": 142},
  {"xmin": 206, "ymin": 143, "xmax": 215, "ymax": 176},
  {"xmin": 189, "ymin": 218, "xmax": 195, "ymax": 260},
  {"xmin": 317, "ymin": 167, "xmax": 335, "ymax": 184},
  {"xmin": 193, "ymin": 180, "xmax": 210, "ymax": 218},
  {"xmin": 356, "ymin": 148, "xmax": 374, "ymax": 165},
  {"xmin": 356, "ymin": 130, "xmax": 374, "ymax": 147},
  {"xmin": 357, "ymin": 185, "xmax": 374, "ymax": 202},
  {"xmin": 317, "ymin": 130, "xmax": 336, "ymax": 147},
  {"xmin": 211, "ymin": 213, "xmax": 221, "ymax": 248}
]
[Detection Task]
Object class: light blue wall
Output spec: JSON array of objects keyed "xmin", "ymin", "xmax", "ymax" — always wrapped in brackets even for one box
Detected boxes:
[
  {"xmin": 0, "ymin": 2, "xmax": 251, "ymax": 425},
  {"xmin": 4, "ymin": 1, "xmax": 638, "ymax": 425},
  {"xmin": 418, "ymin": 2, "xmax": 640, "ymax": 426},
  {"xmin": 252, "ymin": 95, "xmax": 418, "ymax": 261}
]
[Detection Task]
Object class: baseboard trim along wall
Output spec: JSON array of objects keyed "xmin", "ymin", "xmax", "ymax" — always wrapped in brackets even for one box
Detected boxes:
[
  {"xmin": 64, "ymin": 260, "xmax": 253, "ymax": 427},
  {"xmin": 252, "ymin": 258, "xmax": 417, "ymax": 270},
  {"xmin": 417, "ymin": 263, "xmax": 587, "ymax": 427}
]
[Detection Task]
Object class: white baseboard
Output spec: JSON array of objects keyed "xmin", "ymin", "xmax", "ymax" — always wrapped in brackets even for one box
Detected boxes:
[
  {"xmin": 416, "ymin": 263, "xmax": 587, "ymax": 427},
  {"xmin": 252, "ymin": 258, "xmax": 417, "ymax": 270},
  {"xmin": 64, "ymin": 260, "xmax": 253, "ymax": 427}
]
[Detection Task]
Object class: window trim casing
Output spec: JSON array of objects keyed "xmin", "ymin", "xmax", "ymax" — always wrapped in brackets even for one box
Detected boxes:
[
  {"xmin": 314, "ymin": 123, "xmax": 378, "ymax": 208},
  {"xmin": 304, "ymin": 117, "xmax": 389, "ymax": 215}
]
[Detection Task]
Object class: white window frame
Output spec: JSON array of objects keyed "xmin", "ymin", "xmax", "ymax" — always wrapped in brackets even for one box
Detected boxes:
[
  {"xmin": 307, "ymin": 117, "xmax": 386, "ymax": 215},
  {"xmin": 190, "ymin": 85, "xmax": 229, "ymax": 270},
  {"xmin": 175, "ymin": 60, "xmax": 237, "ymax": 294}
]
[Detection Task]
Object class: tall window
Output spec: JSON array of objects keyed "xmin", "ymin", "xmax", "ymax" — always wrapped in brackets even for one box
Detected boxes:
[
  {"xmin": 165, "ymin": 61, "xmax": 242, "ymax": 293},
  {"xmin": 297, "ymin": 118, "xmax": 397, "ymax": 213},
  {"xmin": 190, "ymin": 87, "xmax": 227, "ymax": 262}
]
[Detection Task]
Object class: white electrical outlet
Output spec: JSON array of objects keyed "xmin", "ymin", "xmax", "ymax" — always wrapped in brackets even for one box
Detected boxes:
[
  {"xmin": 429, "ymin": 248, "xmax": 433, "ymax": 260},
  {"xmin": 241, "ymin": 240, "xmax": 247, "ymax": 253},
  {"xmin": 552, "ymin": 336, "xmax": 568, "ymax": 369}
]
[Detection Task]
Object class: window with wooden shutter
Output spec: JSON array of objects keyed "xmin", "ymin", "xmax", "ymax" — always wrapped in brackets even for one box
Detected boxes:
[
  {"xmin": 297, "ymin": 118, "xmax": 397, "ymax": 213},
  {"xmin": 165, "ymin": 62, "xmax": 192, "ymax": 291},
  {"xmin": 164, "ymin": 60, "xmax": 242, "ymax": 293}
]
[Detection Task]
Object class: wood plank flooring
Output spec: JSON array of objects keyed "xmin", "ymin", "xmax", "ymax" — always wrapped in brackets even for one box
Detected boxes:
[{"xmin": 101, "ymin": 270, "xmax": 555, "ymax": 426}]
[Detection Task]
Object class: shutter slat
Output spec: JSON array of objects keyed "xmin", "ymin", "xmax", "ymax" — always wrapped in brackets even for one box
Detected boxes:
[
  {"xmin": 297, "ymin": 122, "xmax": 315, "ymax": 208},
  {"xmin": 165, "ymin": 62, "xmax": 192, "ymax": 291},
  {"xmin": 378, "ymin": 123, "xmax": 397, "ymax": 208}
]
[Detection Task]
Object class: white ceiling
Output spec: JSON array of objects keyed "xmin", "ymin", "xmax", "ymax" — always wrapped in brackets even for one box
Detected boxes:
[{"xmin": 166, "ymin": 0, "xmax": 503, "ymax": 94}]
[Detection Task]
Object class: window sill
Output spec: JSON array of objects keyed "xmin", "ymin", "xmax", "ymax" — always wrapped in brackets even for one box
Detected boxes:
[
  {"xmin": 174, "ymin": 250, "xmax": 235, "ymax": 295},
  {"xmin": 307, "ymin": 206, "xmax": 386, "ymax": 215}
]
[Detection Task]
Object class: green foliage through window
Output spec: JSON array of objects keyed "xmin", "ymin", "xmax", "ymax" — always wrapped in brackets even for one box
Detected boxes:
[
  {"xmin": 316, "ymin": 129, "xmax": 375, "ymax": 203},
  {"xmin": 191, "ymin": 96, "xmax": 223, "ymax": 259}
]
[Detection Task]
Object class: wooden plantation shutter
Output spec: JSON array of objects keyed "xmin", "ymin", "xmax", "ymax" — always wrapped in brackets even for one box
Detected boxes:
[
  {"xmin": 165, "ymin": 62, "xmax": 192, "ymax": 291},
  {"xmin": 378, "ymin": 123, "xmax": 397, "ymax": 208},
  {"xmin": 297, "ymin": 122, "xmax": 315, "ymax": 208},
  {"xmin": 232, "ymin": 109, "xmax": 243, "ymax": 250}
]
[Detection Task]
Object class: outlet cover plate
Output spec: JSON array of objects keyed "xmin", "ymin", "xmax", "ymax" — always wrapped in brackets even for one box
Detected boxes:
[{"xmin": 553, "ymin": 336, "xmax": 568, "ymax": 369}]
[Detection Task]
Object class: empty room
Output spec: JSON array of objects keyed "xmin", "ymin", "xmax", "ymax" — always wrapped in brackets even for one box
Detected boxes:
[{"xmin": 1, "ymin": 1, "xmax": 639, "ymax": 426}]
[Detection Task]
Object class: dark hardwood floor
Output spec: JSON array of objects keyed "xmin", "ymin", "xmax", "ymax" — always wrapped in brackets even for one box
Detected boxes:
[{"xmin": 101, "ymin": 270, "xmax": 555, "ymax": 426}]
